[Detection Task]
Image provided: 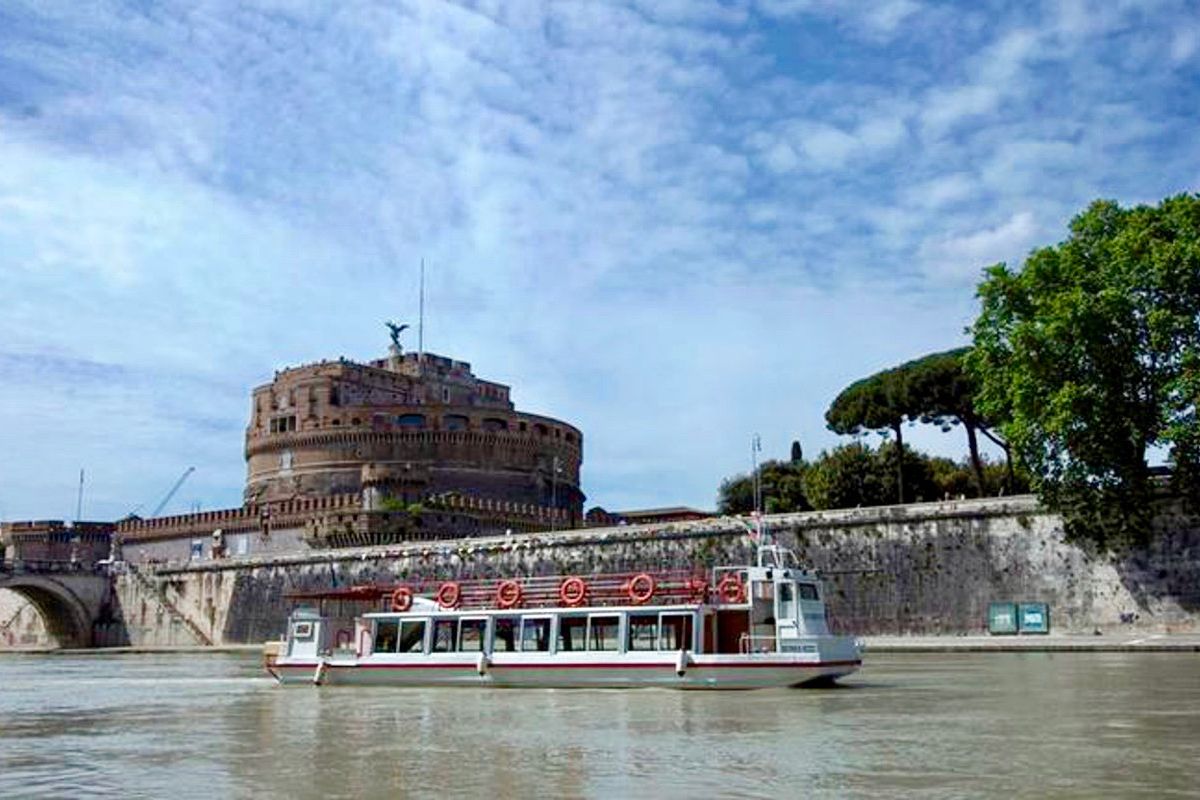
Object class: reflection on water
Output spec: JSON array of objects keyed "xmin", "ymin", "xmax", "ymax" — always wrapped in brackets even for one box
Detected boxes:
[{"xmin": 1, "ymin": 652, "xmax": 1198, "ymax": 798}]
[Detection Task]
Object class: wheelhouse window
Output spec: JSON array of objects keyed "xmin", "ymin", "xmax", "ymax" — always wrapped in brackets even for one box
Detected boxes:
[
  {"xmin": 627, "ymin": 614, "xmax": 657, "ymax": 651},
  {"xmin": 492, "ymin": 617, "xmax": 519, "ymax": 652},
  {"xmin": 398, "ymin": 619, "xmax": 427, "ymax": 653},
  {"xmin": 798, "ymin": 583, "xmax": 819, "ymax": 601},
  {"xmin": 779, "ymin": 582, "xmax": 796, "ymax": 621},
  {"xmin": 557, "ymin": 616, "xmax": 587, "ymax": 652},
  {"xmin": 588, "ymin": 615, "xmax": 620, "ymax": 652},
  {"xmin": 459, "ymin": 618, "xmax": 488, "ymax": 652},
  {"xmin": 374, "ymin": 619, "xmax": 398, "ymax": 652},
  {"xmin": 521, "ymin": 617, "xmax": 552, "ymax": 652},
  {"xmin": 432, "ymin": 619, "xmax": 456, "ymax": 652},
  {"xmin": 660, "ymin": 614, "xmax": 694, "ymax": 651}
]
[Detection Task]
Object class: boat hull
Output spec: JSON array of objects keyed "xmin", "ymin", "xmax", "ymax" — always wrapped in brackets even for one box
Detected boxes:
[{"xmin": 268, "ymin": 654, "xmax": 861, "ymax": 690}]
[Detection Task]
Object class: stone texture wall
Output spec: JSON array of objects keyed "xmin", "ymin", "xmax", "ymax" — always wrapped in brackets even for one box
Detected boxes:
[{"xmin": 114, "ymin": 496, "xmax": 1200, "ymax": 646}]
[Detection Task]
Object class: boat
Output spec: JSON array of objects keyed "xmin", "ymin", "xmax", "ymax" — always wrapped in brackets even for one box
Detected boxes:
[{"xmin": 265, "ymin": 543, "xmax": 862, "ymax": 689}]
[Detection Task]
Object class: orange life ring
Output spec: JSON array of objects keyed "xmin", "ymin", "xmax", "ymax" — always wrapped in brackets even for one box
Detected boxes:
[
  {"xmin": 390, "ymin": 586, "xmax": 413, "ymax": 612},
  {"xmin": 436, "ymin": 581, "xmax": 462, "ymax": 609},
  {"xmin": 559, "ymin": 576, "xmax": 588, "ymax": 607},
  {"xmin": 496, "ymin": 579, "xmax": 523, "ymax": 609},
  {"xmin": 686, "ymin": 577, "xmax": 709, "ymax": 603},
  {"xmin": 627, "ymin": 573, "xmax": 656, "ymax": 604},
  {"xmin": 718, "ymin": 575, "xmax": 746, "ymax": 605}
]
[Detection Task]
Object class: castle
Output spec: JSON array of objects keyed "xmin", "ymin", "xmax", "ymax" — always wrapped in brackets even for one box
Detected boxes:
[{"xmin": 77, "ymin": 342, "xmax": 587, "ymax": 561}]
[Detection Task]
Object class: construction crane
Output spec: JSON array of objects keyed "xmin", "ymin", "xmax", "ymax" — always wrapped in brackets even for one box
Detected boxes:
[{"xmin": 149, "ymin": 467, "xmax": 196, "ymax": 518}]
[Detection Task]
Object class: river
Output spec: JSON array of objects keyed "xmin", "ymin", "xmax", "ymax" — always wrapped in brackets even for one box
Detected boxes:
[{"xmin": 0, "ymin": 651, "xmax": 1197, "ymax": 798}]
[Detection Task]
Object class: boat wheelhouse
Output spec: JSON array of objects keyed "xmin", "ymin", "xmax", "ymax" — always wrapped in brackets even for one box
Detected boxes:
[{"xmin": 266, "ymin": 545, "xmax": 862, "ymax": 689}]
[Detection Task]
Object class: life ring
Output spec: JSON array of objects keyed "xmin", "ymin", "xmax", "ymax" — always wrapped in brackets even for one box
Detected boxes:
[
  {"xmin": 390, "ymin": 586, "xmax": 413, "ymax": 612},
  {"xmin": 496, "ymin": 579, "xmax": 523, "ymax": 609},
  {"xmin": 717, "ymin": 574, "xmax": 746, "ymax": 605},
  {"xmin": 436, "ymin": 581, "xmax": 462, "ymax": 609},
  {"xmin": 559, "ymin": 576, "xmax": 588, "ymax": 607},
  {"xmin": 627, "ymin": 573, "xmax": 656, "ymax": 604},
  {"xmin": 686, "ymin": 577, "xmax": 709, "ymax": 603}
]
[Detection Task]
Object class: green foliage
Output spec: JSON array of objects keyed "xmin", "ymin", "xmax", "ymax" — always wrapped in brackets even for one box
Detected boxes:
[
  {"xmin": 716, "ymin": 459, "xmax": 811, "ymax": 515},
  {"xmin": 969, "ymin": 194, "xmax": 1200, "ymax": 546},
  {"xmin": 826, "ymin": 370, "xmax": 912, "ymax": 501},
  {"xmin": 803, "ymin": 441, "xmax": 938, "ymax": 509},
  {"xmin": 802, "ymin": 442, "xmax": 883, "ymax": 509}
]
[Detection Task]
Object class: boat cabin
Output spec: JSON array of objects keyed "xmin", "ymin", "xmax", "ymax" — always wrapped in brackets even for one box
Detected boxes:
[{"xmin": 283, "ymin": 545, "xmax": 831, "ymax": 660}]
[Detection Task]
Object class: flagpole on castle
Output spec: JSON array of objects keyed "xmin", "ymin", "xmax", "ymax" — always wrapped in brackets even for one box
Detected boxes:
[{"xmin": 418, "ymin": 257, "xmax": 425, "ymax": 365}]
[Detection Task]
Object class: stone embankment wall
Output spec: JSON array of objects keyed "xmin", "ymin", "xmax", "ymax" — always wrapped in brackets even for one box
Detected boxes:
[{"xmin": 112, "ymin": 495, "xmax": 1200, "ymax": 645}]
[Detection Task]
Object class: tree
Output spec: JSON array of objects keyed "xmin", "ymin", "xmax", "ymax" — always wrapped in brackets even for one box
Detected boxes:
[
  {"xmin": 716, "ymin": 460, "xmax": 810, "ymax": 515},
  {"xmin": 803, "ymin": 441, "xmax": 938, "ymax": 510},
  {"xmin": 901, "ymin": 347, "xmax": 1015, "ymax": 495},
  {"xmin": 826, "ymin": 369, "xmax": 910, "ymax": 502},
  {"xmin": 790, "ymin": 439, "xmax": 803, "ymax": 464},
  {"xmin": 969, "ymin": 195, "xmax": 1200, "ymax": 546}
]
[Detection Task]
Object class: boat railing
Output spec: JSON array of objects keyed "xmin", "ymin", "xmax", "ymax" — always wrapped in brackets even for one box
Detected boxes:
[{"xmin": 739, "ymin": 632, "xmax": 777, "ymax": 655}]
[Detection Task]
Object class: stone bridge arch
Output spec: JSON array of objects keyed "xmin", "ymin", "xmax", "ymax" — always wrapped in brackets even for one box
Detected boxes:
[{"xmin": 0, "ymin": 575, "xmax": 100, "ymax": 648}]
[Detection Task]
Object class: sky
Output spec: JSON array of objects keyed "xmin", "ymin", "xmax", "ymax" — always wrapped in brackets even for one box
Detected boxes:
[{"xmin": 1, "ymin": 0, "xmax": 1198, "ymax": 521}]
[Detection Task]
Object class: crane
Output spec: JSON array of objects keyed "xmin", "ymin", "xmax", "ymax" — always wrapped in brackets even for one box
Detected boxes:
[{"xmin": 149, "ymin": 467, "xmax": 196, "ymax": 518}]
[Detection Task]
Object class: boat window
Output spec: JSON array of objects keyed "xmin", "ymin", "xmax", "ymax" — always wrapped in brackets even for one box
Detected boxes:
[
  {"xmin": 660, "ymin": 613, "xmax": 694, "ymax": 651},
  {"xmin": 557, "ymin": 616, "xmax": 587, "ymax": 652},
  {"xmin": 492, "ymin": 617, "xmax": 519, "ymax": 652},
  {"xmin": 778, "ymin": 583, "xmax": 796, "ymax": 622},
  {"xmin": 587, "ymin": 615, "xmax": 620, "ymax": 652},
  {"xmin": 398, "ymin": 619, "xmax": 427, "ymax": 653},
  {"xmin": 459, "ymin": 618, "xmax": 487, "ymax": 652},
  {"xmin": 521, "ymin": 617, "xmax": 552, "ymax": 652},
  {"xmin": 291, "ymin": 621, "xmax": 314, "ymax": 640},
  {"xmin": 374, "ymin": 620, "xmax": 399, "ymax": 653},
  {"xmin": 432, "ymin": 619, "xmax": 456, "ymax": 652},
  {"xmin": 627, "ymin": 614, "xmax": 657, "ymax": 651},
  {"xmin": 798, "ymin": 583, "xmax": 819, "ymax": 601}
]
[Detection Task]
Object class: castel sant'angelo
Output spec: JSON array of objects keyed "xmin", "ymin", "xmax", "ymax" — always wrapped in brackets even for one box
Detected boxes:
[
  {"xmin": 246, "ymin": 343, "xmax": 584, "ymax": 515},
  {"xmin": 108, "ymin": 332, "xmax": 585, "ymax": 557}
]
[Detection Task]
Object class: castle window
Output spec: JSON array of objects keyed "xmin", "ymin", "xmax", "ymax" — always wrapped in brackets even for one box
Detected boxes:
[
  {"xmin": 444, "ymin": 414, "xmax": 469, "ymax": 431},
  {"xmin": 565, "ymin": 433, "xmax": 576, "ymax": 444},
  {"xmin": 397, "ymin": 414, "xmax": 425, "ymax": 428},
  {"xmin": 329, "ymin": 387, "xmax": 340, "ymax": 406},
  {"xmin": 351, "ymin": 417, "xmax": 362, "ymax": 426},
  {"xmin": 534, "ymin": 423, "xmax": 548, "ymax": 436},
  {"xmin": 442, "ymin": 387, "xmax": 451, "ymax": 403},
  {"xmin": 483, "ymin": 418, "xmax": 508, "ymax": 433},
  {"xmin": 331, "ymin": 418, "xmax": 341, "ymax": 426},
  {"xmin": 519, "ymin": 422, "xmax": 527, "ymax": 432}
]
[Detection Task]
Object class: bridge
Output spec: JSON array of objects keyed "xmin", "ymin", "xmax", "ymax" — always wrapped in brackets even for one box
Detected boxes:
[{"xmin": 0, "ymin": 560, "xmax": 116, "ymax": 648}]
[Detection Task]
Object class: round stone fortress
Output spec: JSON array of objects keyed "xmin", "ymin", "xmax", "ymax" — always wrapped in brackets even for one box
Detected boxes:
[{"xmin": 244, "ymin": 347, "xmax": 584, "ymax": 523}]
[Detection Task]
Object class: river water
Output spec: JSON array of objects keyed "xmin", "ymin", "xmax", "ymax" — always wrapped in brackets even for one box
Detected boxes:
[{"xmin": 0, "ymin": 651, "xmax": 1197, "ymax": 799}]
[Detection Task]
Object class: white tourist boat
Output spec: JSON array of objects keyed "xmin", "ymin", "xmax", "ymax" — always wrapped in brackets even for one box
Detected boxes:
[{"xmin": 265, "ymin": 544, "xmax": 862, "ymax": 689}]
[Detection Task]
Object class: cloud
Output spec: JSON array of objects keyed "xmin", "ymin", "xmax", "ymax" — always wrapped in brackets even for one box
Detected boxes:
[
  {"xmin": 918, "ymin": 211, "xmax": 1042, "ymax": 283},
  {"xmin": 0, "ymin": 0, "xmax": 1196, "ymax": 518}
]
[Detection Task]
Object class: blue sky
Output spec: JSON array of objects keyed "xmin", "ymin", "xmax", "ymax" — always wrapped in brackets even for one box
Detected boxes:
[{"xmin": 1, "ymin": 0, "xmax": 1197, "ymax": 520}]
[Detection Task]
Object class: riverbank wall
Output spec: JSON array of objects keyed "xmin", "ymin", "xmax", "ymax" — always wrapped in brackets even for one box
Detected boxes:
[{"xmin": 102, "ymin": 495, "xmax": 1199, "ymax": 646}]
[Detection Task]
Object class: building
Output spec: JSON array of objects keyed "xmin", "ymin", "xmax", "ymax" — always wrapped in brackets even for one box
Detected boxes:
[
  {"xmin": 245, "ymin": 347, "xmax": 583, "ymax": 518},
  {"xmin": 109, "ymin": 342, "xmax": 586, "ymax": 560},
  {"xmin": 585, "ymin": 506, "xmax": 712, "ymax": 527}
]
